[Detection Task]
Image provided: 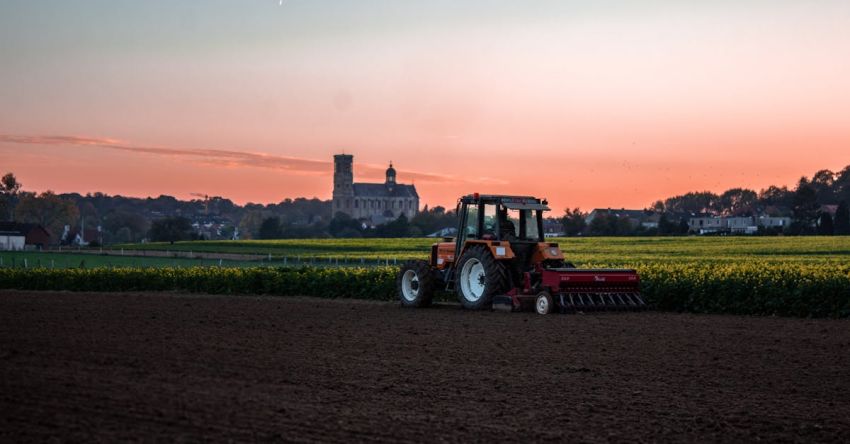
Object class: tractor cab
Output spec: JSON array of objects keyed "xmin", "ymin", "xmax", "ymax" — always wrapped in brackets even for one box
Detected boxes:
[
  {"xmin": 457, "ymin": 194, "xmax": 547, "ymax": 244},
  {"xmin": 453, "ymin": 194, "xmax": 558, "ymax": 276}
]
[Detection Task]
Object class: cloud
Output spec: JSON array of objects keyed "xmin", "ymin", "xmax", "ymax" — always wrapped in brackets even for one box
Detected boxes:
[{"xmin": 0, "ymin": 133, "xmax": 506, "ymax": 185}]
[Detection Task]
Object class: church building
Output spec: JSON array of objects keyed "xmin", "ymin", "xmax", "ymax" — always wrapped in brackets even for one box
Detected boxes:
[{"xmin": 332, "ymin": 154, "xmax": 419, "ymax": 225}]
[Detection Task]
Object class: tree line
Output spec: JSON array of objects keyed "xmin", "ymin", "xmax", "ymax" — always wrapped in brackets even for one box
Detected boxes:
[
  {"xmin": 2, "ymin": 164, "xmax": 849, "ymax": 245},
  {"xmin": 560, "ymin": 165, "xmax": 850, "ymax": 236}
]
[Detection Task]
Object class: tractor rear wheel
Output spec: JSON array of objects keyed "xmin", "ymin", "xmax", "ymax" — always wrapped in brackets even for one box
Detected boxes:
[
  {"xmin": 456, "ymin": 245, "xmax": 508, "ymax": 310},
  {"xmin": 397, "ymin": 260, "xmax": 436, "ymax": 307}
]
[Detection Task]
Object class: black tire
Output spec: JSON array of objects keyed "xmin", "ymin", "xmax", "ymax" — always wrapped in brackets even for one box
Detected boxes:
[
  {"xmin": 397, "ymin": 260, "xmax": 436, "ymax": 308},
  {"xmin": 535, "ymin": 291, "xmax": 554, "ymax": 315},
  {"xmin": 455, "ymin": 245, "xmax": 508, "ymax": 310}
]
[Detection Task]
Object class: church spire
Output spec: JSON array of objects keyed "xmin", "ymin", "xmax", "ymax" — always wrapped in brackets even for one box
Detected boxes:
[{"xmin": 386, "ymin": 161, "xmax": 396, "ymax": 185}]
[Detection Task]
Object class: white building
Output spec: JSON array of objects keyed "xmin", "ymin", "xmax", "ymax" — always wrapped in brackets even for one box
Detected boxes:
[{"xmin": 0, "ymin": 232, "xmax": 25, "ymax": 251}]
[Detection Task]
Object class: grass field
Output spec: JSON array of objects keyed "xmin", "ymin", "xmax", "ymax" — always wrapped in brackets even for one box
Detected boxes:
[
  {"xmin": 4, "ymin": 237, "xmax": 849, "ymax": 270},
  {"xmin": 2, "ymin": 237, "xmax": 849, "ymax": 317},
  {"xmin": 0, "ymin": 251, "xmax": 263, "ymax": 269},
  {"xmin": 116, "ymin": 236, "xmax": 850, "ymax": 265},
  {"xmin": 118, "ymin": 238, "xmax": 436, "ymax": 259}
]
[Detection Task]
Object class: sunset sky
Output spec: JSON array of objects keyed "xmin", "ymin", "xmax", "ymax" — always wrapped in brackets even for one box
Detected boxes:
[{"xmin": 1, "ymin": 0, "xmax": 849, "ymax": 212}]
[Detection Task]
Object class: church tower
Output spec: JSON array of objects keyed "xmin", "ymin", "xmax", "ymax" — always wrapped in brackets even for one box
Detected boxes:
[
  {"xmin": 385, "ymin": 162, "xmax": 396, "ymax": 192},
  {"xmin": 333, "ymin": 154, "xmax": 354, "ymax": 215}
]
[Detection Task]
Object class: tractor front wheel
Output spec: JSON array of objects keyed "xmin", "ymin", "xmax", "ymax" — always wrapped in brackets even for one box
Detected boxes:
[
  {"xmin": 456, "ymin": 245, "xmax": 508, "ymax": 310},
  {"xmin": 397, "ymin": 260, "xmax": 436, "ymax": 307},
  {"xmin": 535, "ymin": 291, "xmax": 554, "ymax": 315}
]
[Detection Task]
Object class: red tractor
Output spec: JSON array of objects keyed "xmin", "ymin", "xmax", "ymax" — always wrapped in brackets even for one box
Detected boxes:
[{"xmin": 397, "ymin": 194, "xmax": 645, "ymax": 314}]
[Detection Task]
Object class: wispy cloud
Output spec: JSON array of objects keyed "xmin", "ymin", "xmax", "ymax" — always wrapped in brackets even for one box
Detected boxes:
[{"xmin": 0, "ymin": 133, "xmax": 507, "ymax": 185}]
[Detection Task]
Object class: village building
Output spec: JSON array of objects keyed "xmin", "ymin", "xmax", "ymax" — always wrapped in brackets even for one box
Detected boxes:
[
  {"xmin": 689, "ymin": 215, "xmax": 791, "ymax": 235},
  {"xmin": 0, "ymin": 222, "xmax": 51, "ymax": 250},
  {"xmin": 332, "ymin": 154, "xmax": 419, "ymax": 225}
]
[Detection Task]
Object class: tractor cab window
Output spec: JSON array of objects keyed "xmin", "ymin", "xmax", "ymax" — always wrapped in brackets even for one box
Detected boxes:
[
  {"xmin": 464, "ymin": 205, "xmax": 479, "ymax": 238},
  {"xmin": 501, "ymin": 207, "xmax": 520, "ymax": 239},
  {"xmin": 499, "ymin": 207, "xmax": 542, "ymax": 241},
  {"xmin": 524, "ymin": 210, "xmax": 540, "ymax": 240},
  {"xmin": 482, "ymin": 204, "xmax": 498, "ymax": 238}
]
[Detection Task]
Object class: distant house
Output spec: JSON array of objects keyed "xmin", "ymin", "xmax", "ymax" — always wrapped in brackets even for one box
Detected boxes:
[
  {"xmin": 820, "ymin": 205, "xmax": 838, "ymax": 216},
  {"xmin": 726, "ymin": 217, "xmax": 759, "ymax": 234},
  {"xmin": 542, "ymin": 219, "xmax": 564, "ymax": 237},
  {"xmin": 688, "ymin": 215, "xmax": 725, "ymax": 234},
  {"xmin": 687, "ymin": 215, "xmax": 791, "ymax": 235},
  {"xmin": 757, "ymin": 215, "xmax": 791, "ymax": 229},
  {"xmin": 0, "ymin": 222, "xmax": 51, "ymax": 250},
  {"xmin": 60, "ymin": 225, "xmax": 101, "ymax": 246}
]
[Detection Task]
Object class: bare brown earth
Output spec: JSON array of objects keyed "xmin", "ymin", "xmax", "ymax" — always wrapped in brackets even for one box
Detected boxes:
[{"xmin": 1, "ymin": 291, "xmax": 849, "ymax": 443}]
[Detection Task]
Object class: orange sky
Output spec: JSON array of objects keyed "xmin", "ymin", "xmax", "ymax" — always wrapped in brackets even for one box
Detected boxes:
[{"xmin": 1, "ymin": 1, "xmax": 849, "ymax": 212}]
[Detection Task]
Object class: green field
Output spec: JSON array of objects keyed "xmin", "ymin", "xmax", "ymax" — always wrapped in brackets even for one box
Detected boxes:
[
  {"xmin": 0, "ymin": 251, "xmax": 263, "ymax": 269},
  {"xmin": 116, "ymin": 236, "xmax": 850, "ymax": 265},
  {"xmin": 2, "ymin": 237, "xmax": 849, "ymax": 317},
  {"xmin": 5, "ymin": 237, "xmax": 849, "ymax": 270},
  {"xmin": 118, "ymin": 238, "xmax": 436, "ymax": 259}
]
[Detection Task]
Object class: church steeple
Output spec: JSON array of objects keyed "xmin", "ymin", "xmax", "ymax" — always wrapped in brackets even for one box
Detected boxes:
[{"xmin": 385, "ymin": 162, "xmax": 396, "ymax": 185}]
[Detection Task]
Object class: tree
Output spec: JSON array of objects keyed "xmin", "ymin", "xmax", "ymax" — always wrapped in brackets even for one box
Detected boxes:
[
  {"xmin": 588, "ymin": 213, "xmax": 633, "ymax": 236},
  {"xmin": 834, "ymin": 166, "xmax": 850, "ymax": 205},
  {"xmin": 148, "ymin": 217, "xmax": 193, "ymax": 243},
  {"xmin": 834, "ymin": 201, "xmax": 850, "ymax": 235},
  {"xmin": 678, "ymin": 217, "xmax": 690, "ymax": 234},
  {"xmin": 810, "ymin": 169, "xmax": 836, "ymax": 204},
  {"xmin": 560, "ymin": 208, "xmax": 586, "ymax": 236},
  {"xmin": 718, "ymin": 188, "xmax": 758, "ymax": 216},
  {"xmin": 818, "ymin": 212, "xmax": 834, "ymax": 235},
  {"xmin": 651, "ymin": 200, "xmax": 665, "ymax": 212},
  {"xmin": 102, "ymin": 210, "xmax": 149, "ymax": 243},
  {"xmin": 114, "ymin": 226, "xmax": 134, "ymax": 244},
  {"xmin": 329, "ymin": 212, "xmax": 362, "ymax": 238},
  {"xmin": 14, "ymin": 191, "xmax": 80, "ymax": 242},
  {"xmin": 664, "ymin": 191, "xmax": 719, "ymax": 215},
  {"xmin": 237, "ymin": 210, "xmax": 267, "ymax": 240},
  {"xmin": 758, "ymin": 186, "xmax": 793, "ymax": 215},
  {"xmin": 791, "ymin": 181, "xmax": 820, "ymax": 234},
  {"xmin": 0, "ymin": 172, "xmax": 22, "ymax": 221},
  {"xmin": 588, "ymin": 213, "xmax": 611, "ymax": 236},
  {"xmin": 376, "ymin": 214, "xmax": 411, "ymax": 237},
  {"xmin": 411, "ymin": 205, "xmax": 456, "ymax": 236},
  {"xmin": 657, "ymin": 213, "xmax": 674, "ymax": 235},
  {"xmin": 258, "ymin": 216, "xmax": 284, "ymax": 239}
]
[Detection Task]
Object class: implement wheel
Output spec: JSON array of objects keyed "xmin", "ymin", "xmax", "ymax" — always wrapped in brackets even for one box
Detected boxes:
[
  {"xmin": 397, "ymin": 260, "xmax": 436, "ymax": 308},
  {"xmin": 535, "ymin": 291, "xmax": 554, "ymax": 315},
  {"xmin": 456, "ymin": 245, "xmax": 508, "ymax": 310}
]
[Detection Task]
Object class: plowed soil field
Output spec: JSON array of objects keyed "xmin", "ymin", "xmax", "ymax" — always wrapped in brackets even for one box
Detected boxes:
[{"xmin": 2, "ymin": 291, "xmax": 849, "ymax": 442}]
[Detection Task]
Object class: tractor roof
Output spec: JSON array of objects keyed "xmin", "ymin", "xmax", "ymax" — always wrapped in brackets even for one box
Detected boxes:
[{"xmin": 459, "ymin": 194, "xmax": 550, "ymax": 210}]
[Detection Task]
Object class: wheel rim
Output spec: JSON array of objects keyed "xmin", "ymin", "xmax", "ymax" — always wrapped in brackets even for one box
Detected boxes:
[
  {"xmin": 536, "ymin": 295, "xmax": 549, "ymax": 314},
  {"xmin": 460, "ymin": 258, "xmax": 486, "ymax": 302},
  {"xmin": 401, "ymin": 269, "xmax": 419, "ymax": 302}
]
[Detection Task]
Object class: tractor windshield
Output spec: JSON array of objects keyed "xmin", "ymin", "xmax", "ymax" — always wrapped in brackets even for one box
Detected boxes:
[{"xmin": 501, "ymin": 207, "xmax": 542, "ymax": 241}]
